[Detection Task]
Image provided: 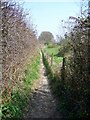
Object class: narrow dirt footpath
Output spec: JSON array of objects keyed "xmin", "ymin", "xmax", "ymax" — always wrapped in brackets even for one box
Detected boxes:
[{"xmin": 23, "ymin": 53, "xmax": 62, "ymax": 118}]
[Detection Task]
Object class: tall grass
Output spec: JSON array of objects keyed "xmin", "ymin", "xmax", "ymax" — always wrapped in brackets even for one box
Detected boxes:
[{"xmin": 42, "ymin": 51, "xmax": 55, "ymax": 81}]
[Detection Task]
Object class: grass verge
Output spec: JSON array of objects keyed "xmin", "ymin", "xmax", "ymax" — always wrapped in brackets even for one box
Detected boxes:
[{"xmin": 2, "ymin": 52, "xmax": 40, "ymax": 119}]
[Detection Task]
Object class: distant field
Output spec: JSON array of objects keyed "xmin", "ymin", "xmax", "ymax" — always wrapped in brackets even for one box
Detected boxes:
[
  {"xmin": 44, "ymin": 47, "xmax": 59, "ymax": 56},
  {"xmin": 43, "ymin": 45, "xmax": 63, "ymax": 70}
]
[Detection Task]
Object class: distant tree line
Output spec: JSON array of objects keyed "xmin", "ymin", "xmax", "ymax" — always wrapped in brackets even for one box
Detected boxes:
[{"xmin": 38, "ymin": 31, "xmax": 54, "ymax": 45}]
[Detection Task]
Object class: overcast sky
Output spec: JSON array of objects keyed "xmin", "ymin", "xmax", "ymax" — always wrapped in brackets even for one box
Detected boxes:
[{"xmin": 18, "ymin": 0, "xmax": 82, "ymax": 38}]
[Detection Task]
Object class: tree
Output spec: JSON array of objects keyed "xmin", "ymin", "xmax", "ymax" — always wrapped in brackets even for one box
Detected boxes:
[{"xmin": 38, "ymin": 31, "xmax": 54, "ymax": 45}]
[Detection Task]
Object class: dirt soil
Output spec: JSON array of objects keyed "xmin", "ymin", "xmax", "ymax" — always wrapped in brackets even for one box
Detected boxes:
[{"xmin": 23, "ymin": 54, "xmax": 62, "ymax": 119}]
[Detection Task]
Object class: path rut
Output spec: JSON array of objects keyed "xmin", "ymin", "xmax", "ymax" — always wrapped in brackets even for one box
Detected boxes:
[{"xmin": 23, "ymin": 54, "xmax": 62, "ymax": 119}]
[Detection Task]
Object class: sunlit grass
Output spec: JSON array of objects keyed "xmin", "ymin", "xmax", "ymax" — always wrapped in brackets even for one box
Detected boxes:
[
  {"xmin": 54, "ymin": 56, "xmax": 63, "ymax": 64},
  {"xmin": 43, "ymin": 45, "xmax": 63, "ymax": 69},
  {"xmin": 44, "ymin": 46, "xmax": 60, "ymax": 56}
]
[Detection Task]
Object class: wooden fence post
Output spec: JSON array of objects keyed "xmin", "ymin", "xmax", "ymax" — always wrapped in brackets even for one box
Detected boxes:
[
  {"xmin": 51, "ymin": 53, "xmax": 53, "ymax": 66},
  {"xmin": 61, "ymin": 57, "xmax": 66, "ymax": 84}
]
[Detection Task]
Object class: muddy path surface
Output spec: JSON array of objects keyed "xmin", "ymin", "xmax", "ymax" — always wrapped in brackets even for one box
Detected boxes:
[{"xmin": 23, "ymin": 54, "xmax": 62, "ymax": 119}]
